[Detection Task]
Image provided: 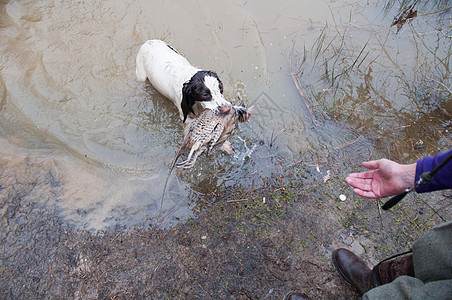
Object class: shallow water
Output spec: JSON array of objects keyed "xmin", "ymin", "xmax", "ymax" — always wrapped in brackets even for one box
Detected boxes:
[{"xmin": 0, "ymin": 0, "xmax": 450, "ymax": 230}]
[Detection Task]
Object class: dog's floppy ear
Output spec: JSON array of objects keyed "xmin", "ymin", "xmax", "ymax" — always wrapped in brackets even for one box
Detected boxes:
[{"xmin": 182, "ymin": 82, "xmax": 195, "ymax": 122}]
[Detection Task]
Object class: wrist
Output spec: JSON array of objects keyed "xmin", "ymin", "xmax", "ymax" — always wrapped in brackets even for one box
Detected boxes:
[{"xmin": 398, "ymin": 162, "xmax": 416, "ymax": 190}]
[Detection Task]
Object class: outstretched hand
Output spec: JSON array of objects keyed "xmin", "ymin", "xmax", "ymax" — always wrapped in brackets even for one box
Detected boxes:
[{"xmin": 345, "ymin": 159, "xmax": 416, "ymax": 198}]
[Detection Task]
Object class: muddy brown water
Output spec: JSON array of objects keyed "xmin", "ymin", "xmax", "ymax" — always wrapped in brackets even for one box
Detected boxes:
[{"xmin": 0, "ymin": 0, "xmax": 450, "ymax": 230}]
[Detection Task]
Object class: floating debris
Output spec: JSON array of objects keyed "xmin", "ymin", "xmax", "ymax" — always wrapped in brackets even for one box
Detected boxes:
[
  {"xmin": 391, "ymin": 4, "xmax": 418, "ymax": 33},
  {"xmin": 323, "ymin": 170, "xmax": 331, "ymax": 183}
]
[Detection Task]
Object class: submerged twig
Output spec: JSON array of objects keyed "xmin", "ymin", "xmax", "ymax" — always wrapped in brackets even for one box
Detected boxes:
[
  {"xmin": 290, "ymin": 73, "xmax": 320, "ymax": 126},
  {"xmin": 417, "ymin": 6, "xmax": 451, "ymax": 17},
  {"xmin": 269, "ymin": 125, "xmax": 287, "ymax": 147},
  {"xmin": 426, "ymin": 77, "xmax": 452, "ymax": 95},
  {"xmin": 130, "ymin": 232, "xmax": 149, "ymax": 239},
  {"xmin": 334, "ymin": 136, "xmax": 366, "ymax": 150},
  {"xmin": 156, "ymin": 207, "xmax": 178, "ymax": 227}
]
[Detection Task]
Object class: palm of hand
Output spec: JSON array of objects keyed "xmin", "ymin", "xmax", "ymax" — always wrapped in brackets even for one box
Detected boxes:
[{"xmin": 345, "ymin": 159, "xmax": 412, "ymax": 199}]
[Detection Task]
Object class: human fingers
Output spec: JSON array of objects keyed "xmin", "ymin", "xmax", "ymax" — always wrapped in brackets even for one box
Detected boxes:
[
  {"xmin": 353, "ymin": 188, "xmax": 377, "ymax": 198},
  {"xmin": 347, "ymin": 170, "xmax": 375, "ymax": 180},
  {"xmin": 362, "ymin": 159, "xmax": 382, "ymax": 170},
  {"xmin": 345, "ymin": 175, "xmax": 373, "ymax": 191}
]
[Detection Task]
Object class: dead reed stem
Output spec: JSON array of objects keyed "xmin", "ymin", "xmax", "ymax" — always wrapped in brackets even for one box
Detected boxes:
[{"xmin": 291, "ymin": 73, "xmax": 320, "ymax": 126}]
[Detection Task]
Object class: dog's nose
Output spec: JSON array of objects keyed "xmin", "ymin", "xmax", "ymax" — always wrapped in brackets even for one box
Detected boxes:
[{"xmin": 219, "ymin": 104, "xmax": 231, "ymax": 114}]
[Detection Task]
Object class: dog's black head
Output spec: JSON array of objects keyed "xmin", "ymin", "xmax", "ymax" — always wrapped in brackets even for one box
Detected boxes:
[{"xmin": 181, "ymin": 71, "xmax": 224, "ymax": 122}]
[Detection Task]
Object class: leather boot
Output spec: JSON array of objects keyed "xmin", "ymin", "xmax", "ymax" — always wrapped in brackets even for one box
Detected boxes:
[{"xmin": 332, "ymin": 248, "xmax": 414, "ymax": 294}]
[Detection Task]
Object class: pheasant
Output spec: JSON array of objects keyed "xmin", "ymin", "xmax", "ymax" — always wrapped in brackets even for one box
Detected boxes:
[
  {"xmin": 162, "ymin": 103, "xmax": 253, "ymax": 198},
  {"xmin": 177, "ymin": 104, "xmax": 252, "ymax": 168}
]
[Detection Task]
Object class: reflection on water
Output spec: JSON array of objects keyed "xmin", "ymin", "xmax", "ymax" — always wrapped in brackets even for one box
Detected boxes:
[{"xmin": 0, "ymin": 0, "xmax": 450, "ymax": 230}]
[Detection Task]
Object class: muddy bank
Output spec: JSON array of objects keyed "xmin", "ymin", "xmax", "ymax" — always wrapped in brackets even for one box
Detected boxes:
[
  {"xmin": 1, "ymin": 143, "xmax": 449, "ymax": 299},
  {"xmin": 0, "ymin": 150, "xmax": 348, "ymax": 299}
]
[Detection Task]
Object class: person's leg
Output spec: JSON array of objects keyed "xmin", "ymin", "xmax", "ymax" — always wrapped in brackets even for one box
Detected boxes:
[
  {"xmin": 332, "ymin": 221, "xmax": 452, "ymax": 296},
  {"xmin": 363, "ymin": 276, "xmax": 452, "ymax": 300},
  {"xmin": 332, "ymin": 248, "xmax": 414, "ymax": 294},
  {"xmin": 412, "ymin": 221, "xmax": 452, "ymax": 282}
]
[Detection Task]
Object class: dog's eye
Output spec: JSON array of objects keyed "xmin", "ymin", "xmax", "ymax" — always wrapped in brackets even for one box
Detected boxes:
[{"xmin": 202, "ymin": 93, "xmax": 210, "ymax": 98}]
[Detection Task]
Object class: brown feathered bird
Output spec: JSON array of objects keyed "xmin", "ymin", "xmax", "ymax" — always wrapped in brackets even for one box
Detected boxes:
[
  {"xmin": 176, "ymin": 104, "xmax": 252, "ymax": 168},
  {"xmin": 162, "ymin": 104, "xmax": 253, "ymax": 198}
]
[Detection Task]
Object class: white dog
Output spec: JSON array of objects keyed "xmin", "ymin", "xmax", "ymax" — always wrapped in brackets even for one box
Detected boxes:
[{"xmin": 136, "ymin": 40, "xmax": 231, "ymax": 122}]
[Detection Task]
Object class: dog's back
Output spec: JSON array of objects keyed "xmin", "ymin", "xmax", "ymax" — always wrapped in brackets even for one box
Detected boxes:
[{"xmin": 136, "ymin": 40, "xmax": 199, "ymax": 107}]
